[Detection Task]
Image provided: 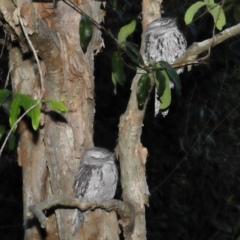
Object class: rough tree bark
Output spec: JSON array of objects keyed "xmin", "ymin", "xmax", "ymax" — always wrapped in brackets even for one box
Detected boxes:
[
  {"xmin": 116, "ymin": 0, "xmax": 162, "ymax": 239},
  {"xmin": 0, "ymin": 0, "xmax": 118, "ymax": 239},
  {"xmin": 1, "ymin": 0, "xmax": 239, "ymax": 239}
]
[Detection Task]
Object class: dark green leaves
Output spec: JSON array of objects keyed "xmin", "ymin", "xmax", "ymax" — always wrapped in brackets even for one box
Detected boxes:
[
  {"xmin": 154, "ymin": 67, "xmax": 172, "ymax": 110},
  {"xmin": 111, "ymin": 51, "xmax": 125, "ymax": 94},
  {"xmin": 0, "ymin": 125, "xmax": 6, "ymax": 141},
  {"xmin": 0, "ymin": 89, "xmax": 10, "ymax": 106},
  {"xmin": 8, "ymin": 133, "xmax": 16, "ymax": 150},
  {"xmin": 111, "ymin": 20, "xmax": 145, "ymax": 94},
  {"xmin": 9, "ymin": 95, "xmax": 21, "ymax": 132},
  {"xmin": 184, "ymin": 0, "xmax": 226, "ymax": 30},
  {"xmin": 154, "ymin": 69, "xmax": 166, "ymax": 98},
  {"xmin": 159, "ymin": 76, "xmax": 171, "ymax": 110},
  {"xmin": 151, "ymin": 61, "xmax": 181, "ymax": 111},
  {"xmin": 123, "ymin": 42, "xmax": 144, "ymax": 67},
  {"xmin": 118, "ymin": 21, "xmax": 143, "ymax": 67},
  {"xmin": 158, "ymin": 61, "xmax": 182, "ymax": 95},
  {"xmin": 137, "ymin": 74, "xmax": 151, "ymax": 107},
  {"xmin": 0, "ymin": 125, "xmax": 15, "ymax": 150},
  {"xmin": 135, "ymin": 61, "xmax": 182, "ymax": 112},
  {"xmin": 79, "ymin": 15, "xmax": 94, "ymax": 53}
]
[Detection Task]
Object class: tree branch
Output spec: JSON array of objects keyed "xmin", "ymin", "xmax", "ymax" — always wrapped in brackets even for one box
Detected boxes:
[
  {"xmin": 28, "ymin": 197, "xmax": 134, "ymax": 234},
  {"xmin": 174, "ymin": 23, "xmax": 240, "ymax": 68}
]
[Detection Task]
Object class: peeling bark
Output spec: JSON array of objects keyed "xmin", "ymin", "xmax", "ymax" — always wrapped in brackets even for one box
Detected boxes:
[
  {"xmin": 116, "ymin": 1, "xmax": 161, "ymax": 239},
  {"xmin": 2, "ymin": 0, "xmax": 239, "ymax": 239},
  {"xmin": 1, "ymin": 0, "xmax": 118, "ymax": 239}
]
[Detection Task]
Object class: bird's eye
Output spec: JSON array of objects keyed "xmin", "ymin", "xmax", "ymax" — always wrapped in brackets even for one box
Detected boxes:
[{"xmin": 162, "ymin": 20, "xmax": 171, "ymax": 25}]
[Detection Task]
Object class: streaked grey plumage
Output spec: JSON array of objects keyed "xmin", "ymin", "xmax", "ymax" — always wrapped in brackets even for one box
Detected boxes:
[
  {"xmin": 145, "ymin": 18, "xmax": 187, "ymax": 116},
  {"xmin": 72, "ymin": 147, "xmax": 118, "ymax": 235}
]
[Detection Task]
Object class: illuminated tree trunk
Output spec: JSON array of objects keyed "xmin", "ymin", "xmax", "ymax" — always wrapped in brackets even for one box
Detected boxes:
[{"xmin": 0, "ymin": 0, "xmax": 118, "ymax": 239}]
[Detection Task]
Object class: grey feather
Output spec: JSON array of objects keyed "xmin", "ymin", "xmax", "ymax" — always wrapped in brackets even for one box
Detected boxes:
[
  {"xmin": 72, "ymin": 147, "xmax": 118, "ymax": 235},
  {"xmin": 145, "ymin": 18, "xmax": 187, "ymax": 116}
]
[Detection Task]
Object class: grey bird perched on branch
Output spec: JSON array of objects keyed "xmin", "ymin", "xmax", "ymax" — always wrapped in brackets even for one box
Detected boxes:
[
  {"xmin": 145, "ymin": 17, "xmax": 187, "ymax": 116},
  {"xmin": 72, "ymin": 147, "xmax": 118, "ymax": 235}
]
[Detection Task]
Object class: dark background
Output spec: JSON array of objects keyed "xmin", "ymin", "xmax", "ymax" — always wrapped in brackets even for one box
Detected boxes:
[{"xmin": 1, "ymin": 0, "xmax": 240, "ymax": 239}]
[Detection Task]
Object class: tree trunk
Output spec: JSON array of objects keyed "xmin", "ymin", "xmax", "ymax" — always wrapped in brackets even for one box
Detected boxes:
[
  {"xmin": 1, "ymin": 0, "xmax": 118, "ymax": 239},
  {"xmin": 117, "ymin": 0, "xmax": 162, "ymax": 239}
]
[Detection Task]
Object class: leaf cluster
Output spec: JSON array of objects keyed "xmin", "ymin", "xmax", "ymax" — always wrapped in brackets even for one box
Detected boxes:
[
  {"xmin": 0, "ymin": 89, "xmax": 68, "ymax": 151},
  {"xmin": 185, "ymin": 0, "xmax": 226, "ymax": 30}
]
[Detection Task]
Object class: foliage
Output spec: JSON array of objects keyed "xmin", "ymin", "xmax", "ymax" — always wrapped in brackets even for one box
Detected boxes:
[
  {"xmin": 117, "ymin": 20, "xmax": 136, "ymax": 43},
  {"xmin": 79, "ymin": 15, "xmax": 94, "ymax": 53},
  {"xmin": 1, "ymin": 0, "xmax": 240, "ymax": 239},
  {"xmin": 9, "ymin": 93, "xmax": 41, "ymax": 131},
  {"xmin": 137, "ymin": 74, "xmax": 151, "ymax": 107},
  {"xmin": 0, "ymin": 89, "xmax": 68, "ymax": 151},
  {"xmin": 151, "ymin": 61, "xmax": 182, "ymax": 111},
  {"xmin": 111, "ymin": 20, "xmax": 143, "ymax": 94},
  {"xmin": 185, "ymin": 0, "xmax": 226, "ymax": 30},
  {"xmin": 111, "ymin": 51, "xmax": 125, "ymax": 94},
  {"xmin": 108, "ymin": 19, "xmax": 181, "ymax": 111},
  {"xmin": 157, "ymin": 61, "xmax": 182, "ymax": 96}
]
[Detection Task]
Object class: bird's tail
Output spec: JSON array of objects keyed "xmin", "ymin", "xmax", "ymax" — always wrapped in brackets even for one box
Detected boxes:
[{"xmin": 72, "ymin": 209, "xmax": 87, "ymax": 235}]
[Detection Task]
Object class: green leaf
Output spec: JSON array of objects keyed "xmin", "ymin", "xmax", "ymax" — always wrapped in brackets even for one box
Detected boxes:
[
  {"xmin": 27, "ymin": 99, "xmax": 41, "ymax": 131},
  {"xmin": 204, "ymin": 0, "xmax": 215, "ymax": 4},
  {"xmin": 137, "ymin": 74, "xmax": 151, "ymax": 107},
  {"xmin": 184, "ymin": 1, "xmax": 207, "ymax": 25},
  {"xmin": 118, "ymin": 20, "xmax": 136, "ymax": 43},
  {"xmin": 0, "ymin": 88, "xmax": 10, "ymax": 106},
  {"xmin": 79, "ymin": 15, "xmax": 94, "ymax": 53},
  {"xmin": 226, "ymin": 194, "xmax": 234, "ymax": 204},
  {"xmin": 10, "ymin": 93, "xmax": 41, "ymax": 131},
  {"xmin": 111, "ymin": 72, "xmax": 117, "ymax": 95},
  {"xmin": 45, "ymin": 99, "xmax": 68, "ymax": 112},
  {"xmin": 207, "ymin": 4, "xmax": 226, "ymax": 30},
  {"xmin": 123, "ymin": 42, "xmax": 144, "ymax": 67},
  {"xmin": 113, "ymin": 0, "xmax": 118, "ymax": 9},
  {"xmin": 16, "ymin": 93, "xmax": 35, "ymax": 114},
  {"xmin": 0, "ymin": 125, "xmax": 6, "ymax": 141},
  {"xmin": 8, "ymin": 132, "xmax": 16, "ymax": 150},
  {"xmin": 13, "ymin": 93, "xmax": 41, "ymax": 131},
  {"xmin": 158, "ymin": 61, "xmax": 182, "ymax": 95},
  {"xmin": 154, "ymin": 69, "xmax": 167, "ymax": 98},
  {"xmin": 153, "ymin": 64, "xmax": 173, "ymax": 113},
  {"xmin": 111, "ymin": 51, "xmax": 125, "ymax": 86},
  {"xmin": 121, "ymin": 47, "xmax": 140, "ymax": 67},
  {"xmin": 9, "ymin": 96, "xmax": 21, "ymax": 132},
  {"xmin": 160, "ymin": 78, "xmax": 172, "ymax": 110}
]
